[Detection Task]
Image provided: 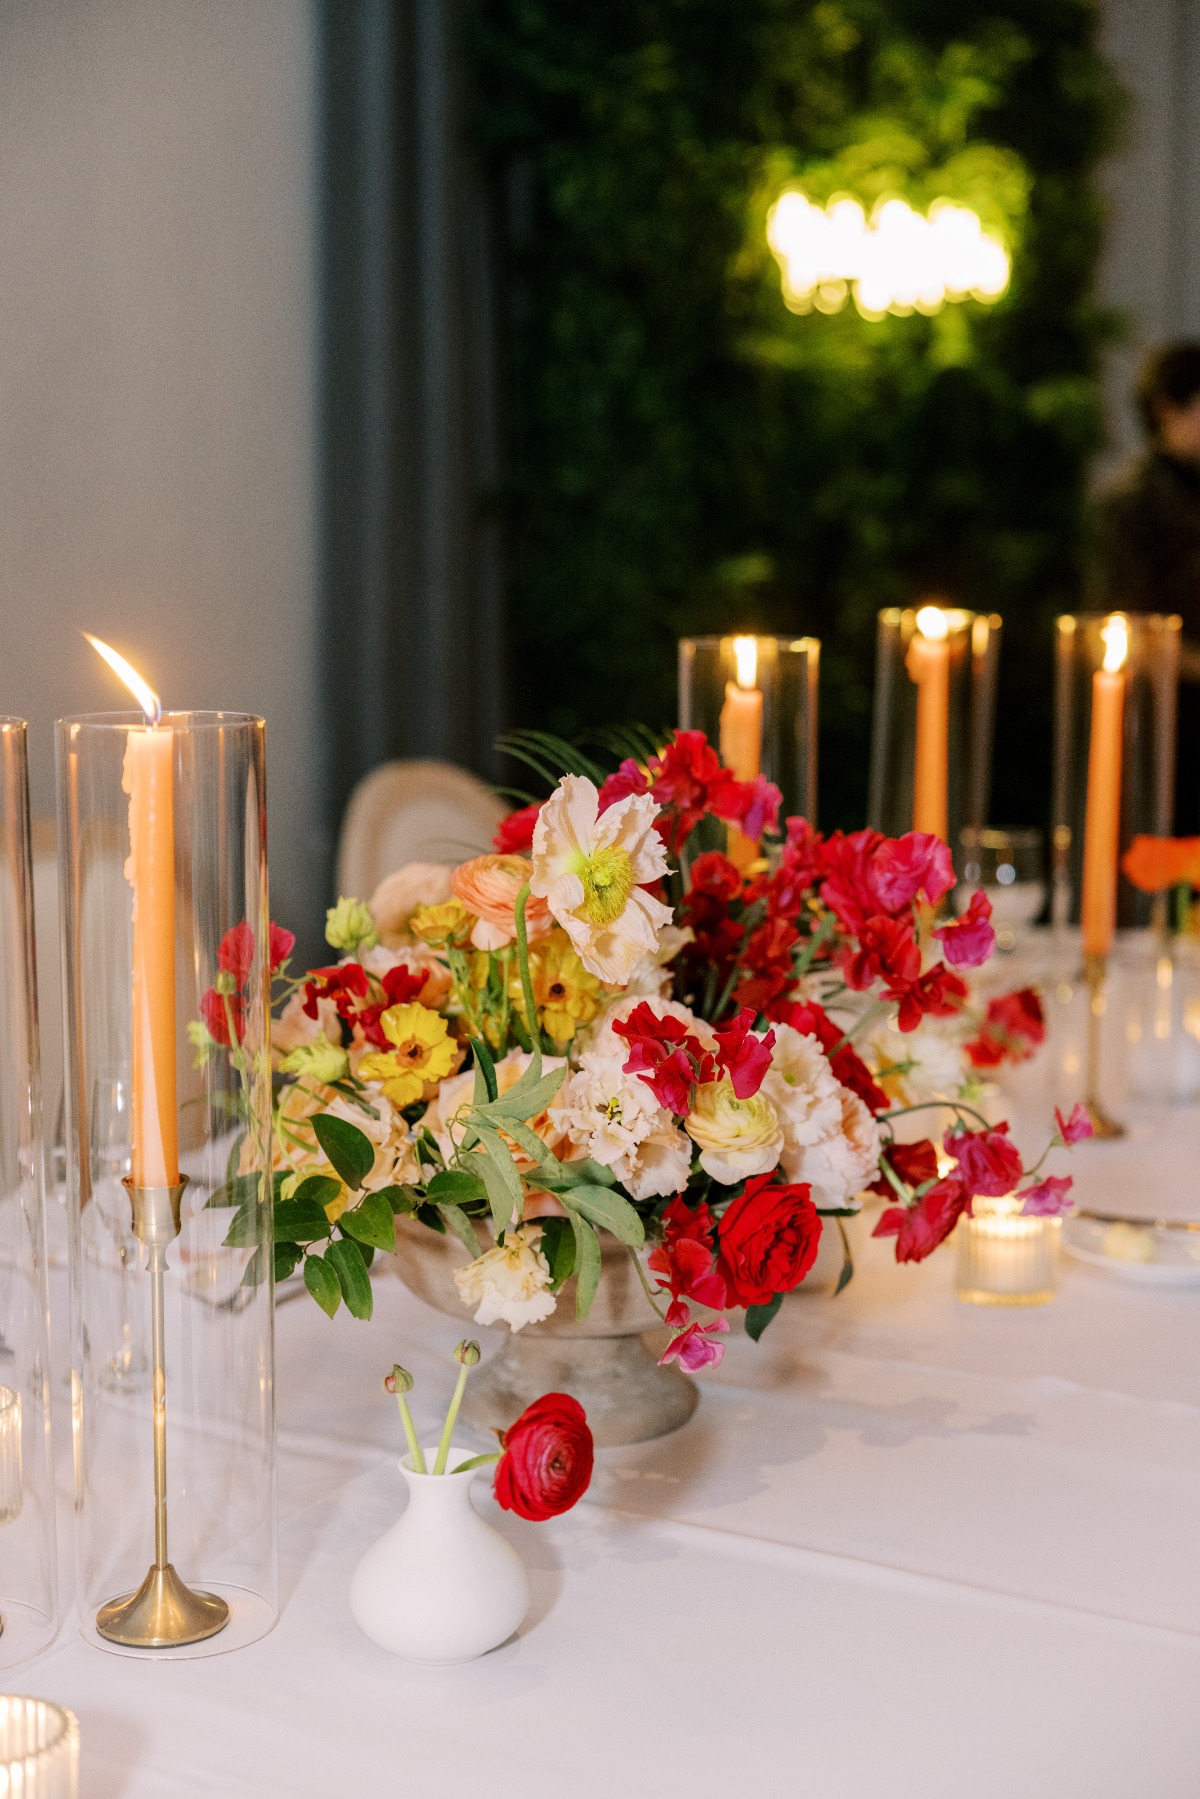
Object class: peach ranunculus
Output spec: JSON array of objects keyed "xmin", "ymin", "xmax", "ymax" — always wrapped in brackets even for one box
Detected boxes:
[
  {"xmin": 369, "ymin": 862, "xmax": 455, "ymax": 946},
  {"xmin": 451, "ymin": 854, "xmax": 551, "ymax": 951},
  {"xmin": 1121, "ymin": 836, "xmax": 1200, "ymax": 894}
]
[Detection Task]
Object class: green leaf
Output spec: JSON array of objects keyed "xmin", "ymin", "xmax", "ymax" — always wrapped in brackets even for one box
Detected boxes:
[
  {"xmin": 416, "ymin": 1202, "xmax": 447, "ymax": 1232},
  {"xmin": 339, "ymin": 1191, "xmax": 397, "ymax": 1253},
  {"xmin": 562, "ymin": 1183, "xmax": 644, "ymax": 1248},
  {"xmin": 222, "ymin": 1203, "xmax": 261, "ymax": 1250},
  {"xmin": 240, "ymin": 1245, "xmax": 268, "ymax": 1289},
  {"xmin": 274, "ymin": 1196, "xmax": 332, "ymax": 1243},
  {"xmin": 745, "ymin": 1294, "xmax": 783, "ymax": 1342},
  {"xmin": 482, "ymin": 1067, "xmax": 565, "ymax": 1121},
  {"xmin": 375, "ymin": 1183, "xmax": 421, "ymax": 1215},
  {"xmin": 204, "ymin": 1171, "xmax": 261, "ymax": 1211},
  {"xmin": 537, "ymin": 1214, "xmax": 576, "ymax": 1291},
  {"xmin": 833, "ymin": 1219, "xmax": 854, "ymax": 1297},
  {"xmin": 311, "ymin": 1113, "xmax": 375, "ymax": 1191},
  {"xmin": 490, "ymin": 1115, "xmax": 555, "ymax": 1168},
  {"xmin": 274, "ymin": 1242, "xmax": 302, "ymax": 1282},
  {"xmin": 536, "ymin": 1156, "xmax": 617, "ymax": 1193},
  {"xmin": 438, "ymin": 1203, "xmax": 482, "ymax": 1257},
  {"xmin": 473, "ymin": 1124, "xmax": 524, "ymax": 1234},
  {"xmin": 568, "ymin": 1212, "xmax": 600, "ymax": 1320},
  {"xmin": 304, "ymin": 1253, "xmax": 341, "ymax": 1318},
  {"xmin": 425, "ymin": 1168, "xmax": 487, "ymax": 1205},
  {"xmin": 469, "ymin": 1037, "xmax": 498, "ymax": 1104},
  {"xmin": 327, "ymin": 1237, "xmax": 374, "ymax": 1320},
  {"xmin": 292, "ymin": 1174, "xmax": 343, "ymax": 1211}
]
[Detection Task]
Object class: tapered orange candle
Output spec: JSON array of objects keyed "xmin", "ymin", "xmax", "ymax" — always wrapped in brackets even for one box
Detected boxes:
[
  {"xmin": 719, "ymin": 636, "xmax": 763, "ymax": 870},
  {"xmin": 87, "ymin": 636, "xmax": 178, "ymax": 1188},
  {"xmin": 1081, "ymin": 615, "xmax": 1128, "ymax": 959},
  {"xmin": 907, "ymin": 606, "xmax": 950, "ymax": 842}
]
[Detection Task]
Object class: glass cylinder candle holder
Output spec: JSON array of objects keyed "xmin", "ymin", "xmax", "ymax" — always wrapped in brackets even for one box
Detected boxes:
[
  {"xmin": 57, "ymin": 710, "xmax": 277, "ymax": 1658},
  {"xmin": 0, "ymin": 1696, "xmax": 79, "ymax": 1796},
  {"xmin": 0, "ymin": 723, "xmax": 58, "ymax": 1670},
  {"xmin": 868, "ymin": 605, "xmax": 1001, "ymax": 850},
  {"xmin": 678, "ymin": 635, "xmax": 819, "ymax": 827},
  {"xmin": 955, "ymin": 1196, "xmax": 1061, "ymax": 1306}
]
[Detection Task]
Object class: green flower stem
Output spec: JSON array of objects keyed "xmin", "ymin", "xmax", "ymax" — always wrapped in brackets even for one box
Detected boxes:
[
  {"xmin": 449, "ymin": 1451, "xmax": 502, "ymax": 1473},
  {"xmin": 513, "ymin": 881, "xmax": 545, "ymax": 1053},
  {"xmin": 629, "ymin": 1244, "xmax": 670, "ymax": 1323},
  {"xmin": 880, "ymin": 1097, "xmax": 992, "ymax": 1132},
  {"xmin": 395, "ymin": 1391, "xmax": 426, "ymax": 1473},
  {"xmin": 434, "ymin": 1362, "xmax": 473, "ymax": 1474},
  {"xmin": 792, "ymin": 911, "xmax": 836, "ymax": 979},
  {"xmin": 828, "ymin": 997, "xmax": 889, "ymax": 1057}
]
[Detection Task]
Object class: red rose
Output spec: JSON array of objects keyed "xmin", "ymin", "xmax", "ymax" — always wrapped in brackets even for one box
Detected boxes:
[
  {"xmin": 493, "ymin": 1393, "xmax": 594, "ymax": 1521},
  {"xmin": 716, "ymin": 1174, "xmax": 821, "ymax": 1307},
  {"xmin": 944, "ymin": 1123, "xmax": 1023, "ymax": 1197}
]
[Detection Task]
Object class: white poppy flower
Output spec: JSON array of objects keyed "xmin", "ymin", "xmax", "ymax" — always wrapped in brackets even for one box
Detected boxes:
[{"xmin": 530, "ymin": 775, "xmax": 671, "ymax": 985}]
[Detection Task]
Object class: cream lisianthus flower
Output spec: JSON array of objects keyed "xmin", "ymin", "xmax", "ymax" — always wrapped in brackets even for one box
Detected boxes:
[
  {"xmin": 785, "ymin": 1087, "xmax": 881, "ymax": 1209},
  {"xmin": 530, "ymin": 776, "xmax": 671, "ymax": 986},
  {"xmin": 549, "ymin": 1048, "xmax": 693, "ymax": 1201},
  {"xmin": 761, "ymin": 1024, "xmax": 844, "ymax": 1157},
  {"xmin": 454, "ymin": 1224, "xmax": 556, "ymax": 1330},
  {"xmin": 685, "ymin": 1080, "xmax": 784, "ymax": 1185}
]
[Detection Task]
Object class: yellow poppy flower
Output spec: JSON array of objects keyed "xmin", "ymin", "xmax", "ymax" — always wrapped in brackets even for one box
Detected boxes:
[
  {"xmin": 511, "ymin": 929, "xmax": 603, "ymax": 1045},
  {"xmin": 359, "ymin": 1002, "xmax": 457, "ymax": 1106}
]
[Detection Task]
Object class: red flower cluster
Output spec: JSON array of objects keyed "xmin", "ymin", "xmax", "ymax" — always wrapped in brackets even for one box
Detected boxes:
[
  {"xmin": 302, "ymin": 960, "xmax": 428, "ymax": 1046},
  {"xmin": 613, "ymin": 1002, "xmax": 774, "ymax": 1115},
  {"xmin": 493, "ymin": 1393, "xmax": 594, "ymax": 1520},
  {"xmin": 492, "ymin": 803, "xmax": 540, "ymax": 855},
  {"xmin": 597, "ymin": 730, "xmax": 781, "ymax": 857},
  {"xmin": 779, "ymin": 1000, "xmax": 889, "ymax": 1114},
  {"xmin": 200, "ymin": 920, "xmax": 292, "ymax": 1047},
  {"xmin": 965, "ymin": 987, "xmax": 1046, "ymax": 1069}
]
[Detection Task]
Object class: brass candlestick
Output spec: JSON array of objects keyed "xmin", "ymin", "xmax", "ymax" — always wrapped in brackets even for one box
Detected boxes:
[
  {"xmin": 96, "ymin": 1176, "xmax": 230, "ymax": 1647},
  {"xmin": 1083, "ymin": 952, "xmax": 1125, "ymax": 1141}
]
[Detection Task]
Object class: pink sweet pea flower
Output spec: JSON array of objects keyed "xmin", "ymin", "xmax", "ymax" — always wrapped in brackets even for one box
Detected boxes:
[
  {"xmin": 933, "ymin": 889, "xmax": 996, "ymax": 969},
  {"xmin": 492, "ymin": 803, "xmax": 541, "ymax": 854},
  {"xmin": 944, "ymin": 1122, "xmax": 1024, "ymax": 1197},
  {"xmin": 1019, "ymin": 1175, "xmax": 1075, "ymax": 1218},
  {"xmin": 872, "ymin": 832, "xmax": 955, "ymax": 912},
  {"xmin": 873, "ymin": 1174, "xmax": 968, "ymax": 1262},
  {"xmin": 218, "ymin": 921, "xmax": 255, "ymax": 984},
  {"xmin": 658, "ymin": 1316, "xmax": 729, "ymax": 1372},
  {"xmin": 733, "ymin": 773, "xmax": 782, "ymax": 843},
  {"xmin": 1054, "ymin": 1102, "xmax": 1094, "ymax": 1145}
]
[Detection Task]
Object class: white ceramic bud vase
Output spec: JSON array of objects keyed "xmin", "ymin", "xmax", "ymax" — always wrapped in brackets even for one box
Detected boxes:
[{"xmin": 349, "ymin": 1447, "xmax": 530, "ymax": 1663}]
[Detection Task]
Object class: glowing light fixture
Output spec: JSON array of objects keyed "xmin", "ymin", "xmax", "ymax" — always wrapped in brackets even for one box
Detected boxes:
[{"xmin": 767, "ymin": 191, "xmax": 1010, "ymax": 321}]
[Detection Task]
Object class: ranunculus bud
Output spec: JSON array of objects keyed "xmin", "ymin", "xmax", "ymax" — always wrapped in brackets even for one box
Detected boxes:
[
  {"xmin": 454, "ymin": 1340, "xmax": 481, "ymax": 1367},
  {"xmin": 493, "ymin": 1392, "xmax": 593, "ymax": 1520},
  {"xmin": 383, "ymin": 1364, "xmax": 413, "ymax": 1395}
]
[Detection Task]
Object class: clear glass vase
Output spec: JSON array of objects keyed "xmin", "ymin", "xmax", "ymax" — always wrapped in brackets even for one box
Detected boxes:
[
  {"xmin": 868, "ymin": 605, "xmax": 1001, "ymax": 849},
  {"xmin": 678, "ymin": 634, "xmax": 819, "ymax": 824},
  {"xmin": 57, "ymin": 710, "xmax": 277, "ymax": 1657},
  {"xmin": 0, "ymin": 720, "xmax": 59, "ymax": 1668}
]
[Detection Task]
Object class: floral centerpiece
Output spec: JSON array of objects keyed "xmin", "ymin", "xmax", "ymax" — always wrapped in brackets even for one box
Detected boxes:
[{"xmin": 195, "ymin": 729, "xmax": 1085, "ymax": 1369}]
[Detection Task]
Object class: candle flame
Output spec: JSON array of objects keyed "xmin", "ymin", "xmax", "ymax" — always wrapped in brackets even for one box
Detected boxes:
[
  {"xmin": 732, "ymin": 635, "xmax": 758, "ymax": 689},
  {"xmin": 1100, "ymin": 614, "xmax": 1128, "ymax": 674},
  {"xmin": 915, "ymin": 605, "xmax": 949, "ymax": 642},
  {"xmin": 84, "ymin": 634, "xmax": 162, "ymax": 724}
]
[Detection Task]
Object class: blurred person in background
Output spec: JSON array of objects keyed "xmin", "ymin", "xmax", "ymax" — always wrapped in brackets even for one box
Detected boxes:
[{"xmin": 1097, "ymin": 342, "xmax": 1200, "ymax": 830}]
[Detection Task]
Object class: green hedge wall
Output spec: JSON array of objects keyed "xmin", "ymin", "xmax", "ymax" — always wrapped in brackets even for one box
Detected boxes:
[{"xmin": 474, "ymin": 0, "xmax": 1122, "ymax": 828}]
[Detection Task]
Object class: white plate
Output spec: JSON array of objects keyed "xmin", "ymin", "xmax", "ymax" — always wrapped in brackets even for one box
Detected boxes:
[{"xmin": 1064, "ymin": 1215, "xmax": 1200, "ymax": 1286}]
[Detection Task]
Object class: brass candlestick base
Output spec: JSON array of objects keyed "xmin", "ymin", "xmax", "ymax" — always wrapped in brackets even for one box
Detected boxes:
[
  {"xmin": 1083, "ymin": 953, "xmax": 1126, "ymax": 1140},
  {"xmin": 96, "ymin": 1562, "xmax": 229, "ymax": 1648},
  {"xmin": 96, "ymin": 1176, "xmax": 230, "ymax": 1649}
]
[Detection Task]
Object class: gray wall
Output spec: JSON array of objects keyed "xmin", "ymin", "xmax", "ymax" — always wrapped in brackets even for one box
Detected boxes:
[
  {"xmin": 1098, "ymin": 0, "xmax": 1200, "ymax": 476},
  {"xmin": 0, "ymin": 0, "xmax": 320, "ymax": 943}
]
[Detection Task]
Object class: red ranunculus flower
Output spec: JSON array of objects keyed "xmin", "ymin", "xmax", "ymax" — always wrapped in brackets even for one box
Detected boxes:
[
  {"xmin": 966, "ymin": 986, "xmax": 1046, "ymax": 1068},
  {"xmin": 493, "ymin": 803, "xmax": 541, "ymax": 854},
  {"xmin": 873, "ymin": 1173, "xmax": 967, "ymax": 1262},
  {"xmin": 944, "ymin": 1123, "xmax": 1023, "ymax": 1197},
  {"xmin": 780, "ymin": 999, "xmax": 890, "ymax": 1113},
  {"xmin": 933, "ymin": 889, "xmax": 995, "ymax": 969},
  {"xmin": 716, "ymin": 1174, "xmax": 821, "ymax": 1308},
  {"xmin": 493, "ymin": 1393, "xmax": 594, "ymax": 1521},
  {"xmin": 218, "ymin": 921, "xmax": 256, "ymax": 985},
  {"xmin": 268, "ymin": 922, "xmax": 295, "ymax": 973},
  {"xmin": 713, "ymin": 1008, "xmax": 775, "ymax": 1099},
  {"xmin": 302, "ymin": 961, "xmax": 371, "ymax": 1021},
  {"xmin": 201, "ymin": 985, "xmax": 246, "ymax": 1047}
]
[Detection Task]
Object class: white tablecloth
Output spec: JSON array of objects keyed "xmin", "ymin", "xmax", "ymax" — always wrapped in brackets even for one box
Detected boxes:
[{"xmin": 26, "ymin": 1104, "xmax": 1200, "ymax": 1797}]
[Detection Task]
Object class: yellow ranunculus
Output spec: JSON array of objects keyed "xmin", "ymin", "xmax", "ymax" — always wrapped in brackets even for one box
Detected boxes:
[
  {"xmin": 685, "ymin": 1079, "xmax": 784, "ymax": 1185},
  {"xmin": 409, "ymin": 899, "xmax": 472, "ymax": 947},
  {"xmin": 358, "ymin": 1002, "xmax": 457, "ymax": 1106}
]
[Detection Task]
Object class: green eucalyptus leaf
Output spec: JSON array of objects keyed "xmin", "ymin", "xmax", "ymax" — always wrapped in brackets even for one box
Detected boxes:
[
  {"xmin": 339, "ymin": 1191, "xmax": 397, "ymax": 1252},
  {"xmin": 562, "ymin": 1183, "xmax": 644, "ymax": 1248},
  {"xmin": 425, "ymin": 1168, "xmax": 487, "ymax": 1204},
  {"xmin": 537, "ymin": 1214, "xmax": 576, "ymax": 1291},
  {"xmin": 482, "ymin": 1066, "xmax": 565, "ymax": 1121},
  {"xmin": 311, "ymin": 1114, "xmax": 375, "ymax": 1191},
  {"xmin": 491, "ymin": 1116, "xmax": 556, "ymax": 1168},
  {"xmin": 568, "ymin": 1212, "xmax": 600, "ymax": 1320},
  {"xmin": 327, "ymin": 1237, "xmax": 373, "ymax": 1320},
  {"xmin": 304, "ymin": 1252, "xmax": 342, "ymax": 1318},
  {"xmin": 438, "ymin": 1203, "xmax": 482, "ymax": 1257},
  {"xmin": 470, "ymin": 1037, "xmax": 499, "ymax": 1104}
]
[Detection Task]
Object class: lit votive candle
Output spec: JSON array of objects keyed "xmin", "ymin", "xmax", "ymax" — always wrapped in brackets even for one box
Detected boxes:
[
  {"xmin": 0, "ymin": 1696, "xmax": 79, "ymax": 1797},
  {"xmin": 955, "ymin": 1195, "xmax": 1061, "ymax": 1306}
]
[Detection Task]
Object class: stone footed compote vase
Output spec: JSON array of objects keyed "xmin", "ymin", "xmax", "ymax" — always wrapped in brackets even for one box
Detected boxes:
[
  {"xmin": 392, "ymin": 1217, "xmax": 698, "ymax": 1448},
  {"xmin": 350, "ymin": 1446, "xmax": 530, "ymax": 1663}
]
